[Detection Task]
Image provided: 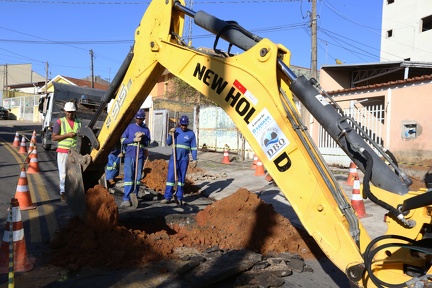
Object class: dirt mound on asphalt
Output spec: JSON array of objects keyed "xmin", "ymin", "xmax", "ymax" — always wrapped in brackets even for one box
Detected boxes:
[
  {"xmin": 142, "ymin": 159, "xmax": 203, "ymax": 194},
  {"xmin": 50, "ymin": 186, "xmax": 318, "ymax": 270}
]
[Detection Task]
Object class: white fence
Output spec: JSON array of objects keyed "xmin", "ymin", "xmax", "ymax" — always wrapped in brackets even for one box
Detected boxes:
[
  {"xmin": 2, "ymin": 95, "xmax": 42, "ymax": 122},
  {"xmin": 318, "ymin": 104, "xmax": 385, "ymax": 167}
]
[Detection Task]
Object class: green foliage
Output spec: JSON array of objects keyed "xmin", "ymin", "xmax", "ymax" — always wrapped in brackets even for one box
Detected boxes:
[{"xmin": 165, "ymin": 77, "xmax": 216, "ymax": 106}]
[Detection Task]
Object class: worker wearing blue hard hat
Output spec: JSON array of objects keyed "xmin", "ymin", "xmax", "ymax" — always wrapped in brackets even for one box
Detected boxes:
[
  {"xmin": 119, "ymin": 109, "xmax": 151, "ymax": 208},
  {"xmin": 161, "ymin": 115, "xmax": 197, "ymax": 206}
]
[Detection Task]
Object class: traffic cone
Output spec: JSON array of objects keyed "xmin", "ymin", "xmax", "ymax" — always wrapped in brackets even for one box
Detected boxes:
[
  {"xmin": 12, "ymin": 132, "xmax": 20, "ymax": 147},
  {"xmin": 222, "ymin": 146, "xmax": 230, "ymax": 164},
  {"xmin": 351, "ymin": 177, "xmax": 367, "ymax": 218},
  {"xmin": 0, "ymin": 198, "xmax": 35, "ymax": 273},
  {"xmin": 28, "ymin": 140, "xmax": 35, "ymax": 153},
  {"xmin": 18, "ymin": 136, "xmax": 27, "ymax": 154},
  {"xmin": 27, "ymin": 147, "xmax": 39, "ymax": 174},
  {"xmin": 265, "ymin": 173, "xmax": 273, "ymax": 182},
  {"xmin": 31, "ymin": 130, "xmax": 37, "ymax": 144},
  {"xmin": 251, "ymin": 154, "xmax": 258, "ymax": 169},
  {"xmin": 25, "ymin": 142, "xmax": 32, "ymax": 164},
  {"xmin": 14, "ymin": 167, "xmax": 36, "ymax": 210},
  {"xmin": 25, "ymin": 141, "xmax": 34, "ymax": 164},
  {"xmin": 254, "ymin": 158, "xmax": 265, "ymax": 176},
  {"xmin": 346, "ymin": 162, "xmax": 359, "ymax": 186}
]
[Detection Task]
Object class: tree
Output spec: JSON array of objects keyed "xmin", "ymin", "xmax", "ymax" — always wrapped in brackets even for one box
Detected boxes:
[{"xmin": 165, "ymin": 76, "xmax": 216, "ymax": 106}]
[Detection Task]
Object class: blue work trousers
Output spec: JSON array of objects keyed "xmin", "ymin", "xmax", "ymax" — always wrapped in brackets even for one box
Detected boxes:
[
  {"xmin": 164, "ymin": 158, "xmax": 188, "ymax": 200},
  {"xmin": 123, "ymin": 156, "xmax": 143, "ymax": 201},
  {"xmin": 105, "ymin": 167, "xmax": 119, "ymax": 181}
]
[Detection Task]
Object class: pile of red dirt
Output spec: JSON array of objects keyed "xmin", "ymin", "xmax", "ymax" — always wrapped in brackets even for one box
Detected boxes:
[
  {"xmin": 141, "ymin": 159, "xmax": 203, "ymax": 194},
  {"xmin": 50, "ymin": 186, "xmax": 317, "ymax": 270}
]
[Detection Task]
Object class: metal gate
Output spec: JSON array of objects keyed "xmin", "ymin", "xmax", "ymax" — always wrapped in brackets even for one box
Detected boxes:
[
  {"xmin": 3, "ymin": 95, "xmax": 40, "ymax": 121},
  {"xmin": 198, "ymin": 106, "xmax": 254, "ymax": 159},
  {"xmin": 318, "ymin": 104, "xmax": 385, "ymax": 167},
  {"xmin": 151, "ymin": 110, "xmax": 195, "ymax": 147}
]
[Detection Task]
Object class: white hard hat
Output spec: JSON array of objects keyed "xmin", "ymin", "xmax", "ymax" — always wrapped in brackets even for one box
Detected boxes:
[{"xmin": 63, "ymin": 102, "xmax": 76, "ymax": 112}]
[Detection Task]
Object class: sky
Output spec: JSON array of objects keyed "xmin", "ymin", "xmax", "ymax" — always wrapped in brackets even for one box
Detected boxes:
[{"xmin": 0, "ymin": 0, "xmax": 383, "ymax": 82}]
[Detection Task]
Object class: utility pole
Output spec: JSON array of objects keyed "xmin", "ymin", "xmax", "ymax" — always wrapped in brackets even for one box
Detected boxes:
[
  {"xmin": 311, "ymin": 0, "xmax": 318, "ymax": 79},
  {"xmin": 186, "ymin": 0, "xmax": 194, "ymax": 45},
  {"xmin": 89, "ymin": 49, "xmax": 94, "ymax": 88},
  {"xmin": 45, "ymin": 62, "xmax": 49, "ymax": 94},
  {"xmin": 300, "ymin": 0, "xmax": 317, "ymax": 131},
  {"xmin": 3, "ymin": 64, "xmax": 8, "ymax": 99}
]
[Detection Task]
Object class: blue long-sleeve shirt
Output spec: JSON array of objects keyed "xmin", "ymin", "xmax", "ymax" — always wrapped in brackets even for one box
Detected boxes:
[
  {"xmin": 167, "ymin": 127, "xmax": 197, "ymax": 161},
  {"xmin": 121, "ymin": 123, "xmax": 151, "ymax": 159}
]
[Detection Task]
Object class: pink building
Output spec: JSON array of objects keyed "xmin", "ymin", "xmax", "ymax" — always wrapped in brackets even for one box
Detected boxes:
[{"xmin": 315, "ymin": 61, "xmax": 432, "ymax": 166}]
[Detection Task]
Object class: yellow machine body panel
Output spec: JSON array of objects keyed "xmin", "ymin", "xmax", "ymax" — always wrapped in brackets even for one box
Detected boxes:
[{"xmin": 65, "ymin": 0, "xmax": 432, "ymax": 287}]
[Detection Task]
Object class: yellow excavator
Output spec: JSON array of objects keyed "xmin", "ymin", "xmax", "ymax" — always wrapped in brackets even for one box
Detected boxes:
[{"xmin": 65, "ymin": 0, "xmax": 432, "ymax": 286}]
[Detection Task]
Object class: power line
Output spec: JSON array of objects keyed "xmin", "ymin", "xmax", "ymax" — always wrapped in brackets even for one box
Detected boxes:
[
  {"xmin": 0, "ymin": 39, "xmax": 133, "ymax": 44},
  {"xmin": 0, "ymin": 0, "xmax": 300, "ymax": 4},
  {"xmin": 0, "ymin": 26, "xmax": 87, "ymax": 51},
  {"xmin": 321, "ymin": 0, "xmax": 381, "ymax": 34}
]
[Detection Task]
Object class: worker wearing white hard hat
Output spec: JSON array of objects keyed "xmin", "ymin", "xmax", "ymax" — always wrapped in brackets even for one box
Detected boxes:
[{"xmin": 52, "ymin": 101, "xmax": 81, "ymax": 201}]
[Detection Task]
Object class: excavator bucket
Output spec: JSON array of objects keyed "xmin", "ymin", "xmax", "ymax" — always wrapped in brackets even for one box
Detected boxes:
[{"xmin": 65, "ymin": 151, "xmax": 90, "ymax": 219}]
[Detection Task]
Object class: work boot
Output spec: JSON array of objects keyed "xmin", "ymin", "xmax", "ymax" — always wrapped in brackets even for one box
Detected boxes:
[
  {"xmin": 107, "ymin": 179, "xmax": 116, "ymax": 187},
  {"xmin": 119, "ymin": 200, "xmax": 131, "ymax": 208},
  {"xmin": 160, "ymin": 199, "xmax": 171, "ymax": 204}
]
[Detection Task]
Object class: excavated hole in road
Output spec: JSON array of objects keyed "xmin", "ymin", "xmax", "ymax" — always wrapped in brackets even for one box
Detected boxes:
[{"xmin": 50, "ymin": 159, "xmax": 323, "ymax": 271}]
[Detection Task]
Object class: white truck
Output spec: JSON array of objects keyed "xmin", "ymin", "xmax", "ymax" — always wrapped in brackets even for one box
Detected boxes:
[{"xmin": 38, "ymin": 82, "xmax": 107, "ymax": 150}]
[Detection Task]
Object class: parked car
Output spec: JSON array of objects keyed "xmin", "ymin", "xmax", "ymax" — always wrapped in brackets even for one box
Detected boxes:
[{"xmin": 0, "ymin": 106, "xmax": 10, "ymax": 120}]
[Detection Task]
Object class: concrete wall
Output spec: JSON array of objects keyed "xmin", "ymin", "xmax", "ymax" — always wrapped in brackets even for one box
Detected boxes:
[
  {"xmin": 381, "ymin": 0, "xmax": 432, "ymax": 62},
  {"xmin": 312, "ymin": 78, "xmax": 432, "ymax": 164},
  {"xmin": 320, "ymin": 69, "xmax": 351, "ymax": 91},
  {"xmin": 386, "ymin": 82, "xmax": 432, "ymax": 162}
]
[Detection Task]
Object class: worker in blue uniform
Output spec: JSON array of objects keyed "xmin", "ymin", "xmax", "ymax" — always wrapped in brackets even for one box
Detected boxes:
[
  {"xmin": 120, "ymin": 109, "xmax": 151, "ymax": 208},
  {"xmin": 161, "ymin": 115, "xmax": 197, "ymax": 206},
  {"xmin": 105, "ymin": 148, "xmax": 121, "ymax": 187}
]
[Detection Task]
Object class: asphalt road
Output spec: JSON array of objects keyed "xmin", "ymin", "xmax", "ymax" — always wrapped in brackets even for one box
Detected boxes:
[
  {"xmin": 0, "ymin": 120, "xmax": 75, "ymax": 285},
  {"xmin": 0, "ymin": 120, "xmax": 389, "ymax": 287}
]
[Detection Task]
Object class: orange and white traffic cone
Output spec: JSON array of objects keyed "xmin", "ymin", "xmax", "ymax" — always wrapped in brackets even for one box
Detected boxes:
[
  {"xmin": 28, "ymin": 140, "xmax": 35, "ymax": 153},
  {"xmin": 0, "ymin": 198, "xmax": 35, "ymax": 273},
  {"xmin": 14, "ymin": 167, "xmax": 36, "ymax": 210},
  {"xmin": 254, "ymin": 158, "xmax": 265, "ymax": 176},
  {"xmin": 251, "ymin": 154, "xmax": 258, "ymax": 169},
  {"xmin": 265, "ymin": 173, "xmax": 273, "ymax": 182},
  {"xmin": 18, "ymin": 136, "xmax": 27, "ymax": 154},
  {"xmin": 351, "ymin": 177, "xmax": 368, "ymax": 218},
  {"xmin": 346, "ymin": 162, "xmax": 359, "ymax": 186},
  {"xmin": 31, "ymin": 130, "xmax": 37, "ymax": 144},
  {"xmin": 27, "ymin": 146, "xmax": 39, "ymax": 174},
  {"xmin": 12, "ymin": 132, "xmax": 20, "ymax": 147},
  {"xmin": 25, "ymin": 141, "xmax": 33, "ymax": 164},
  {"xmin": 222, "ymin": 146, "xmax": 230, "ymax": 164}
]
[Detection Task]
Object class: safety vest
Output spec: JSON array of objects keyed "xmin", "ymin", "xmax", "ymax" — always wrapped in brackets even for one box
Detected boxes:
[{"xmin": 57, "ymin": 117, "xmax": 81, "ymax": 150}]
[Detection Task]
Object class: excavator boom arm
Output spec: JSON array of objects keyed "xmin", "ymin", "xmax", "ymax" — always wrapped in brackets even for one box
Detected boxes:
[{"xmin": 66, "ymin": 1, "xmax": 432, "ymax": 287}]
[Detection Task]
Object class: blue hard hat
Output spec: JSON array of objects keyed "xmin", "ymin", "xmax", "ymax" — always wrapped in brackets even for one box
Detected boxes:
[
  {"xmin": 135, "ymin": 109, "xmax": 145, "ymax": 119},
  {"xmin": 179, "ymin": 115, "xmax": 189, "ymax": 125}
]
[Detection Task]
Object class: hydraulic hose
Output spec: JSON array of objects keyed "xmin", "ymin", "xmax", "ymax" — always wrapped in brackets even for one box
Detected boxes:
[
  {"xmin": 363, "ymin": 234, "xmax": 432, "ymax": 288},
  {"xmin": 362, "ymin": 149, "xmax": 400, "ymax": 218}
]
